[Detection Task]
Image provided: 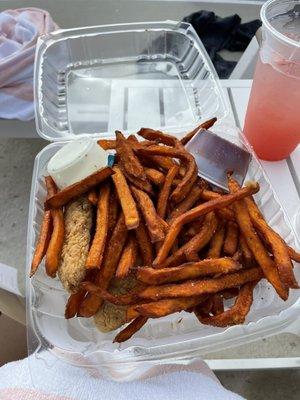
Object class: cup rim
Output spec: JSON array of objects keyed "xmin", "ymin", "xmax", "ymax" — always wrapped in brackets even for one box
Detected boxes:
[{"xmin": 261, "ymin": 0, "xmax": 300, "ymax": 48}]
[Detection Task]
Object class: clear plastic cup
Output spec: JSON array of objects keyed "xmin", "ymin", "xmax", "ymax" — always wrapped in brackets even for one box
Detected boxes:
[{"xmin": 244, "ymin": 0, "xmax": 300, "ymax": 161}]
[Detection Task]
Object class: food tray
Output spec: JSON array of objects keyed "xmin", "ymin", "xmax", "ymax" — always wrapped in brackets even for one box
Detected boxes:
[
  {"xmin": 26, "ymin": 133, "xmax": 300, "ymax": 380},
  {"xmin": 28, "ymin": 21, "xmax": 300, "ymax": 380}
]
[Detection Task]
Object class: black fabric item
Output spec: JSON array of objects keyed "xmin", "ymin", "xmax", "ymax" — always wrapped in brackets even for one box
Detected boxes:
[{"xmin": 183, "ymin": 10, "xmax": 261, "ymax": 78}]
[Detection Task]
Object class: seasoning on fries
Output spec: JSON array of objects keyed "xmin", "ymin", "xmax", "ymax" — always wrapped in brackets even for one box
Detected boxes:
[
  {"xmin": 31, "ymin": 120, "xmax": 299, "ymax": 344},
  {"xmin": 137, "ymin": 258, "xmax": 242, "ymax": 285},
  {"xmin": 137, "ymin": 267, "xmax": 263, "ymax": 301}
]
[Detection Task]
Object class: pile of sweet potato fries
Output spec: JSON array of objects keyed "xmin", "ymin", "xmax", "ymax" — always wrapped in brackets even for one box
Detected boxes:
[{"xmin": 31, "ymin": 117, "xmax": 300, "ymax": 343}]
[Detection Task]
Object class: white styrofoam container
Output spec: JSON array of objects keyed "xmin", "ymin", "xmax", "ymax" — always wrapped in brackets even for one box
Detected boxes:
[{"xmin": 27, "ymin": 21, "xmax": 300, "ymax": 381}]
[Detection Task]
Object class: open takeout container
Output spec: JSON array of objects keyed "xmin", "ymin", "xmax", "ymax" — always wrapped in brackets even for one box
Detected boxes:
[{"xmin": 27, "ymin": 21, "xmax": 300, "ymax": 382}]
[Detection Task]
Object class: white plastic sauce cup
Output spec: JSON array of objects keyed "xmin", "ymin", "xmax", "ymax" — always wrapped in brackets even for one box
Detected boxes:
[{"xmin": 47, "ymin": 139, "xmax": 108, "ymax": 189}]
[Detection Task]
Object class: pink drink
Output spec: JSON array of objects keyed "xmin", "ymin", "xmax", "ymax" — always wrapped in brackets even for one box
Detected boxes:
[{"xmin": 244, "ymin": 55, "xmax": 300, "ymax": 161}]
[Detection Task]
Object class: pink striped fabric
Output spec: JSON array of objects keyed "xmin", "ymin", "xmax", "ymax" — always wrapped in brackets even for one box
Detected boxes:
[
  {"xmin": 0, "ymin": 7, "xmax": 58, "ymax": 120},
  {"xmin": 0, "ymin": 388, "xmax": 73, "ymax": 400}
]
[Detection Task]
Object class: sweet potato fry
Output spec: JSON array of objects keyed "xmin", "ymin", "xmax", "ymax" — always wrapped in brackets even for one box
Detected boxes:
[
  {"xmin": 207, "ymin": 222, "xmax": 225, "ymax": 259},
  {"xmin": 81, "ymin": 282, "xmax": 140, "ymax": 305},
  {"xmin": 137, "ymin": 145, "xmax": 197, "ymax": 203},
  {"xmin": 239, "ymin": 234, "xmax": 254, "ymax": 267},
  {"xmin": 168, "ymin": 184, "xmax": 203, "ymax": 222},
  {"xmin": 65, "ymin": 289, "xmax": 87, "ymax": 319},
  {"xmin": 45, "ymin": 167, "xmax": 113, "ymax": 209},
  {"xmin": 137, "ymin": 258, "xmax": 242, "ymax": 285},
  {"xmin": 30, "ymin": 177, "xmax": 53, "ymax": 277},
  {"xmin": 200, "ymin": 189, "xmax": 222, "ymax": 201},
  {"xmin": 97, "ymin": 139, "xmax": 116, "ymax": 150},
  {"xmin": 138, "ymin": 267, "xmax": 263, "ymax": 301},
  {"xmin": 144, "ymin": 168, "xmax": 165, "ymax": 186},
  {"xmin": 228, "ymin": 177, "xmax": 288, "ymax": 300},
  {"xmin": 115, "ymin": 131, "xmax": 146, "ymax": 180},
  {"xmin": 87, "ymin": 190, "xmax": 98, "ymax": 206},
  {"xmin": 157, "ymin": 165, "xmax": 179, "ymax": 219},
  {"xmin": 159, "ymin": 212, "xmax": 218, "ymax": 268},
  {"xmin": 157, "ymin": 215, "xmax": 169, "ymax": 232},
  {"xmin": 211, "ymin": 295, "xmax": 224, "ymax": 315},
  {"xmin": 180, "ymin": 117, "xmax": 217, "ymax": 145},
  {"xmin": 223, "ymin": 221, "xmax": 239, "ymax": 256},
  {"xmin": 108, "ymin": 188, "xmax": 119, "ymax": 234},
  {"xmin": 134, "ymin": 296, "xmax": 206, "ymax": 318},
  {"xmin": 113, "ymin": 316, "xmax": 148, "ymax": 343},
  {"xmin": 131, "ymin": 186, "xmax": 165, "ymax": 243},
  {"xmin": 200, "ymin": 190, "xmax": 235, "ymax": 221},
  {"xmin": 116, "ymin": 235, "xmax": 138, "ymax": 278},
  {"xmin": 216, "ymin": 208, "xmax": 235, "ymax": 221},
  {"xmin": 199, "ymin": 297, "xmax": 214, "ymax": 315},
  {"xmin": 45, "ymin": 177, "xmax": 64, "ymax": 278},
  {"xmin": 184, "ymin": 212, "xmax": 218, "ymax": 261},
  {"xmin": 142, "ymin": 154, "xmax": 176, "ymax": 172},
  {"xmin": 245, "ymin": 196, "xmax": 298, "ymax": 289},
  {"xmin": 78, "ymin": 213, "xmax": 128, "ymax": 317},
  {"xmin": 30, "ymin": 210, "xmax": 52, "ymax": 276},
  {"xmin": 137, "ymin": 127, "xmax": 178, "ymax": 147},
  {"xmin": 126, "ymin": 136, "xmax": 176, "ymax": 171},
  {"xmin": 134, "ymin": 219, "xmax": 153, "ymax": 265},
  {"xmin": 112, "ymin": 165, "xmax": 139, "ymax": 230},
  {"xmin": 126, "ymin": 306, "xmax": 140, "ymax": 321},
  {"xmin": 288, "ymin": 246, "xmax": 300, "ymax": 263},
  {"xmin": 220, "ymin": 288, "xmax": 240, "ymax": 299},
  {"xmin": 93, "ymin": 212, "xmax": 128, "ymax": 281},
  {"xmin": 233, "ymin": 249, "xmax": 243, "ymax": 262},
  {"xmin": 154, "ymin": 182, "xmax": 259, "ymax": 266},
  {"xmin": 120, "ymin": 164, "xmax": 153, "ymax": 195},
  {"xmin": 86, "ymin": 184, "xmax": 110, "ymax": 269},
  {"xmin": 186, "ymin": 251, "xmax": 200, "ymax": 262},
  {"xmin": 184, "ymin": 218, "xmax": 205, "ymax": 238},
  {"xmin": 178, "ymin": 164, "xmax": 186, "ymax": 177},
  {"xmin": 195, "ymin": 281, "xmax": 257, "ymax": 327}
]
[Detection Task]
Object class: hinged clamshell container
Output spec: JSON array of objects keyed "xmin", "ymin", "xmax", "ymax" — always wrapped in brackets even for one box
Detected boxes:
[{"xmin": 27, "ymin": 21, "xmax": 300, "ymax": 382}]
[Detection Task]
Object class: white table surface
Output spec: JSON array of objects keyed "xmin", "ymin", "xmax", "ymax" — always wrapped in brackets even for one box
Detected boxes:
[{"xmin": 0, "ymin": 79, "xmax": 299, "ymax": 370}]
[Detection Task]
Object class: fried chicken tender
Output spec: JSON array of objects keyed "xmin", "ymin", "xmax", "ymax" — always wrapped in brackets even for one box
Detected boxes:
[
  {"xmin": 94, "ymin": 276, "xmax": 138, "ymax": 332},
  {"xmin": 58, "ymin": 196, "xmax": 93, "ymax": 292}
]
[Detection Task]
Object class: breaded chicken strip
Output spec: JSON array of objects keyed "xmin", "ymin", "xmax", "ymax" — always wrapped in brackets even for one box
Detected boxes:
[
  {"xmin": 58, "ymin": 196, "xmax": 93, "ymax": 292},
  {"xmin": 94, "ymin": 276, "xmax": 138, "ymax": 332}
]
